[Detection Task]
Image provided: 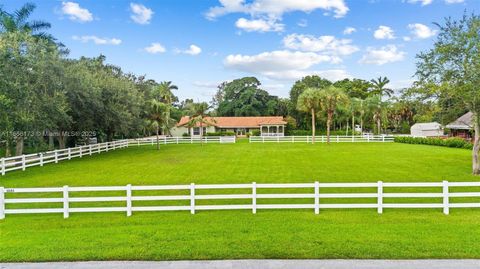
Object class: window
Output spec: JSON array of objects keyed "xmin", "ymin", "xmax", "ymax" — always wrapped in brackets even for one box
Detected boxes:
[{"xmin": 193, "ymin": 127, "xmax": 200, "ymax": 135}]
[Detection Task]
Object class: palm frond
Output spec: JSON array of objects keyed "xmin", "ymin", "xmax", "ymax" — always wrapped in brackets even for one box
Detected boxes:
[{"xmin": 14, "ymin": 2, "xmax": 35, "ymax": 25}]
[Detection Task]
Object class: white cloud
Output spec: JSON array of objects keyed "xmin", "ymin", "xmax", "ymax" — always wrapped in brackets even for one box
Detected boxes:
[
  {"xmin": 408, "ymin": 23, "xmax": 437, "ymax": 38},
  {"xmin": 72, "ymin": 35, "xmax": 122, "ymax": 45},
  {"xmin": 406, "ymin": 0, "xmax": 433, "ymax": 5},
  {"xmin": 193, "ymin": 81, "xmax": 220, "ymax": 88},
  {"xmin": 177, "ymin": 44, "xmax": 202, "ymax": 55},
  {"xmin": 224, "ymin": 50, "xmax": 344, "ymax": 80},
  {"xmin": 206, "ymin": 0, "xmax": 349, "ymax": 20},
  {"xmin": 283, "ymin": 34, "xmax": 359, "ymax": 58},
  {"xmin": 130, "ymin": 3, "xmax": 153, "ymax": 24},
  {"xmin": 61, "ymin": 2, "xmax": 93, "ymax": 22},
  {"xmin": 359, "ymin": 45, "xmax": 405, "ymax": 65},
  {"xmin": 374, "ymin": 25, "xmax": 395, "ymax": 39},
  {"xmin": 144, "ymin": 43, "xmax": 166, "ymax": 54},
  {"xmin": 343, "ymin": 27, "xmax": 356, "ymax": 35},
  {"xmin": 235, "ymin": 17, "xmax": 284, "ymax": 32},
  {"xmin": 403, "ymin": 36, "xmax": 411, "ymax": 41},
  {"xmin": 297, "ymin": 19, "xmax": 308, "ymax": 27},
  {"xmin": 445, "ymin": 0, "xmax": 464, "ymax": 3}
]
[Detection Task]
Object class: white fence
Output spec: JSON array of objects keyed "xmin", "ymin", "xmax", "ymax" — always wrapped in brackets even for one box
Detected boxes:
[
  {"xmin": 249, "ymin": 135, "xmax": 394, "ymax": 143},
  {"xmin": 1, "ymin": 181, "xmax": 479, "ymax": 219},
  {"xmin": 128, "ymin": 136, "xmax": 236, "ymax": 146},
  {"xmin": 0, "ymin": 140, "xmax": 129, "ymax": 176}
]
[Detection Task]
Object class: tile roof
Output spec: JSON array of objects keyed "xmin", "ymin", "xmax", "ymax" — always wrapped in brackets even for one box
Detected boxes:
[{"xmin": 176, "ymin": 116, "xmax": 287, "ymax": 128}]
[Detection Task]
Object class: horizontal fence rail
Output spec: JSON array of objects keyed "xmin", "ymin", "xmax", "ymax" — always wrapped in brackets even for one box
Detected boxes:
[
  {"xmin": 0, "ymin": 140, "xmax": 129, "ymax": 176},
  {"xmin": 1, "ymin": 181, "xmax": 479, "ymax": 219},
  {"xmin": 128, "ymin": 136, "xmax": 236, "ymax": 146},
  {"xmin": 249, "ymin": 135, "xmax": 394, "ymax": 143}
]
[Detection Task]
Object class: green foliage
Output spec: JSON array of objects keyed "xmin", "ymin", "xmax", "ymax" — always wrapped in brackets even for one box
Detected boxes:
[
  {"xmin": 251, "ymin": 130, "xmax": 261, "ymax": 136},
  {"xmin": 394, "ymin": 136, "xmax": 473, "ymax": 149},
  {"xmin": 205, "ymin": 131, "xmax": 235, "ymax": 136}
]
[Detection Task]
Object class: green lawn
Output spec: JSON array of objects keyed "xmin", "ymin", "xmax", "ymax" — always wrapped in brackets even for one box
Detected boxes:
[{"xmin": 1, "ymin": 142, "xmax": 480, "ymax": 261}]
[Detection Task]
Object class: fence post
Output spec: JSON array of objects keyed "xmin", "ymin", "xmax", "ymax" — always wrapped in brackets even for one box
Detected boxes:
[
  {"xmin": 40, "ymin": 153, "xmax": 44, "ymax": 167},
  {"xmin": 252, "ymin": 182, "xmax": 257, "ymax": 214},
  {"xmin": 89, "ymin": 145, "xmax": 92, "ymax": 156},
  {"xmin": 382, "ymin": 135, "xmax": 385, "ymax": 142},
  {"xmin": 54, "ymin": 150, "xmax": 58, "ymax": 163},
  {"xmin": 164, "ymin": 137, "xmax": 167, "ymax": 145},
  {"xmin": 63, "ymin": 185, "xmax": 69, "ymax": 219},
  {"xmin": 68, "ymin": 148, "xmax": 71, "ymax": 160},
  {"xmin": 106, "ymin": 143, "xmax": 109, "ymax": 152},
  {"xmin": 262, "ymin": 136, "xmax": 265, "ymax": 143},
  {"xmin": 0, "ymin": 187, "xmax": 5, "ymax": 219},
  {"xmin": 377, "ymin": 181, "xmax": 383, "ymax": 214},
  {"xmin": 79, "ymin": 146, "xmax": 83, "ymax": 158},
  {"xmin": 126, "ymin": 184, "xmax": 132, "ymax": 217},
  {"xmin": 352, "ymin": 135, "xmax": 355, "ymax": 142},
  {"xmin": 292, "ymin": 136, "xmax": 294, "ymax": 143},
  {"xmin": 22, "ymin": 155, "xmax": 26, "ymax": 171},
  {"xmin": 367, "ymin": 135, "xmax": 370, "ymax": 142},
  {"xmin": 113, "ymin": 142, "xmax": 116, "ymax": 150},
  {"xmin": 1, "ymin": 158, "xmax": 5, "ymax": 176},
  {"xmin": 337, "ymin": 135, "xmax": 339, "ymax": 143},
  {"xmin": 137, "ymin": 139, "xmax": 140, "ymax": 146},
  {"xmin": 97, "ymin": 144, "xmax": 101, "ymax": 154},
  {"xmin": 307, "ymin": 136, "xmax": 309, "ymax": 143},
  {"xmin": 190, "ymin": 183, "xmax": 195, "ymax": 214},
  {"xmin": 314, "ymin": 181, "xmax": 319, "ymax": 214},
  {"xmin": 443, "ymin": 180, "xmax": 449, "ymax": 215},
  {"xmin": 191, "ymin": 137, "xmax": 193, "ymax": 144}
]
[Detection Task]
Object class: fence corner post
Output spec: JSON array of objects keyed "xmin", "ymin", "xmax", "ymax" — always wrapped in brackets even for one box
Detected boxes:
[
  {"xmin": 0, "ymin": 187, "xmax": 5, "ymax": 219},
  {"xmin": 377, "ymin": 181, "xmax": 383, "ymax": 214},
  {"xmin": 190, "ymin": 183, "xmax": 195, "ymax": 214},
  {"xmin": 443, "ymin": 180, "xmax": 449, "ymax": 215},
  {"xmin": 314, "ymin": 181, "xmax": 320, "ymax": 214},
  {"xmin": 126, "ymin": 184, "xmax": 132, "ymax": 217},
  {"xmin": 63, "ymin": 185, "xmax": 69, "ymax": 219},
  {"xmin": 1, "ymin": 158, "xmax": 5, "ymax": 176},
  {"xmin": 252, "ymin": 182, "xmax": 257, "ymax": 214}
]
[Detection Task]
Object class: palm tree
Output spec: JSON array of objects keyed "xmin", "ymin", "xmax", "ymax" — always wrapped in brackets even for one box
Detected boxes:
[
  {"xmin": 296, "ymin": 88, "xmax": 321, "ymax": 143},
  {"xmin": 0, "ymin": 3, "xmax": 54, "ymax": 42},
  {"xmin": 366, "ymin": 95, "xmax": 386, "ymax": 135},
  {"xmin": 152, "ymin": 81, "xmax": 178, "ymax": 135},
  {"xmin": 148, "ymin": 100, "xmax": 171, "ymax": 150},
  {"xmin": 319, "ymin": 86, "xmax": 349, "ymax": 144},
  {"xmin": 370, "ymin": 77, "xmax": 393, "ymax": 98},
  {"xmin": 187, "ymin": 102, "xmax": 210, "ymax": 144}
]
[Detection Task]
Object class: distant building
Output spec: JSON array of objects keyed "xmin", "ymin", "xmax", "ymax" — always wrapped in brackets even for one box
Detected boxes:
[
  {"xmin": 171, "ymin": 116, "xmax": 287, "ymax": 137},
  {"xmin": 446, "ymin": 112, "xmax": 473, "ymax": 139},
  {"xmin": 410, "ymin": 122, "xmax": 444, "ymax": 137}
]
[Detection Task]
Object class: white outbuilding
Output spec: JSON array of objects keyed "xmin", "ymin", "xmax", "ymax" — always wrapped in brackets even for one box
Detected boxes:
[{"xmin": 410, "ymin": 122, "xmax": 444, "ymax": 137}]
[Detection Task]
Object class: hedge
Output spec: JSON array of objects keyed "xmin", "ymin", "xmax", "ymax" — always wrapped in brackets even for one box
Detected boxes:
[
  {"xmin": 394, "ymin": 136, "xmax": 473, "ymax": 149},
  {"xmin": 287, "ymin": 130, "xmax": 361, "ymax": 136}
]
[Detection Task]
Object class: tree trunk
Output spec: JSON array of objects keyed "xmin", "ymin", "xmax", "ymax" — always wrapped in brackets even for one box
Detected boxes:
[
  {"xmin": 15, "ymin": 136, "xmax": 24, "ymax": 156},
  {"xmin": 48, "ymin": 131, "xmax": 54, "ymax": 150},
  {"xmin": 326, "ymin": 111, "xmax": 332, "ymax": 144},
  {"xmin": 156, "ymin": 125, "xmax": 160, "ymax": 150},
  {"xmin": 345, "ymin": 118, "xmax": 349, "ymax": 136},
  {"xmin": 377, "ymin": 115, "xmax": 381, "ymax": 135},
  {"xmin": 311, "ymin": 108, "xmax": 315, "ymax": 144},
  {"xmin": 5, "ymin": 139, "xmax": 11, "ymax": 157},
  {"xmin": 352, "ymin": 114, "xmax": 355, "ymax": 135},
  {"xmin": 57, "ymin": 133, "xmax": 66, "ymax": 149},
  {"xmin": 472, "ymin": 112, "xmax": 480, "ymax": 175}
]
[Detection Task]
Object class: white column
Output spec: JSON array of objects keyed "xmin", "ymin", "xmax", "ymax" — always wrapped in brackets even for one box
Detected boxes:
[
  {"xmin": 0, "ymin": 187, "xmax": 5, "ymax": 219},
  {"xmin": 443, "ymin": 180, "xmax": 449, "ymax": 215},
  {"xmin": 190, "ymin": 183, "xmax": 195, "ymax": 214},
  {"xmin": 314, "ymin": 181, "xmax": 319, "ymax": 214},
  {"xmin": 63, "ymin": 185, "xmax": 69, "ymax": 218},
  {"xmin": 377, "ymin": 181, "xmax": 383, "ymax": 214},
  {"xmin": 252, "ymin": 182, "xmax": 257, "ymax": 214},
  {"xmin": 126, "ymin": 184, "xmax": 132, "ymax": 217}
]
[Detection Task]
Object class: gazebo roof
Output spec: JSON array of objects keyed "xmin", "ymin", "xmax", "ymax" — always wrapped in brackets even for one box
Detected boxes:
[{"xmin": 446, "ymin": 112, "xmax": 472, "ymax": 130}]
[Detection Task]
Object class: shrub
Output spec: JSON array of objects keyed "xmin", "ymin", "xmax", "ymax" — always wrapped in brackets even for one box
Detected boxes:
[
  {"xmin": 182, "ymin": 133, "xmax": 189, "ymax": 137},
  {"xmin": 251, "ymin": 130, "xmax": 261, "ymax": 136},
  {"xmin": 205, "ymin": 132, "xmax": 235, "ymax": 136},
  {"xmin": 287, "ymin": 130, "xmax": 361, "ymax": 136},
  {"xmin": 394, "ymin": 136, "xmax": 473, "ymax": 149}
]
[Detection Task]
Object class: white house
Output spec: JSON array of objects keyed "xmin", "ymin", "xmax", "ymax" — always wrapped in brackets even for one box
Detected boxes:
[
  {"xmin": 410, "ymin": 122, "xmax": 444, "ymax": 137},
  {"xmin": 171, "ymin": 116, "xmax": 287, "ymax": 137}
]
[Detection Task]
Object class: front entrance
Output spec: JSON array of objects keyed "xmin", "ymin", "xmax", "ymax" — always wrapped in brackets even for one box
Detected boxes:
[{"xmin": 236, "ymin": 128, "xmax": 246, "ymax": 136}]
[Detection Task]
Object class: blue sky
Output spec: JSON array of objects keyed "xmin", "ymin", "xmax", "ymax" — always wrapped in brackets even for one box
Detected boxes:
[{"xmin": 2, "ymin": 0, "xmax": 477, "ymax": 101}]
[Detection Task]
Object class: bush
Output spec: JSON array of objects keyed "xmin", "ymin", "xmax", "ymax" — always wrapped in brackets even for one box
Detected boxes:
[
  {"xmin": 205, "ymin": 132, "xmax": 235, "ymax": 136},
  {"xmin": 251, "ymin": 130, "xmax": 261, "ymax": 136},
  {"xmin": 182, "ymin": 133, "xmax": 189, "ymax": 137},
  {"xmin": 394, "ymin": 136, "xmax": 473, "ymax": 149},
  {"xmin": 287, "ymin": 129, "xmax": 361, "ymax": 136}
]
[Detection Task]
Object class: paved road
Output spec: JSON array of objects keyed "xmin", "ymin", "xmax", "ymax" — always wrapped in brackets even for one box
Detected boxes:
[{"xmin": 1, "ymin": 260, "xmax": 480, "ymax": 269}]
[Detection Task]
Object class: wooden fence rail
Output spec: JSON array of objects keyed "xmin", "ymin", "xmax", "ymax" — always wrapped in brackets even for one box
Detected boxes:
[
  {"xmin": 1, "ymin": 181, "xmax": 479, "ymax": 219},
  {"xmin": 127, "ymin": 136, "xmax": 236, "ymax": 146},
  {"xmin": 249, "ymin": 135, "xmax": 395, "ymax": 143}
]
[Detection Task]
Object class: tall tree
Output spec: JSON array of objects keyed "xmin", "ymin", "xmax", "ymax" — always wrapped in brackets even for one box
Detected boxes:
[
  {"xmin": 414, "ymin": 13, "xmax": 480, "ymax": 174},
  {"xmin": 370, "ymin": 77, "xmax": 394, "ymax": 98},
  {"xmin": 147, "ymin": 100, "xmax": 170, "ymax": 150},
  {"xmin": 296, "ymin": 88, "xmax": 322, "ymax": 143},
  {"xmin": 187, "ymin": 102, "xmax": 210, "ymax": 144},
  {"xmin": 319, "ymin": 86, "xmax": 349, "ymax": 143}
]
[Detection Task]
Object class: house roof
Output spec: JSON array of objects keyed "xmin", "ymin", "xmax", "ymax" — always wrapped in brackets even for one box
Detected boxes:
[
  {"xmin": 176, "ymin": 116, "xmax": 287, "ymax": 128},
  {"xmin": 446, "ymin": 112, "xmax": 472, "ymax": 130},
  {"xmin": 411, "ymin": 122, "xmax": 442, "ymax": 131}
]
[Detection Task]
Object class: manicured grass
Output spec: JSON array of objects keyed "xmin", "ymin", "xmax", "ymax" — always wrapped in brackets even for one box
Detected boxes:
[{"xmin": 1, "ymin": 142, "xmax": 480, "ymax": 261}]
